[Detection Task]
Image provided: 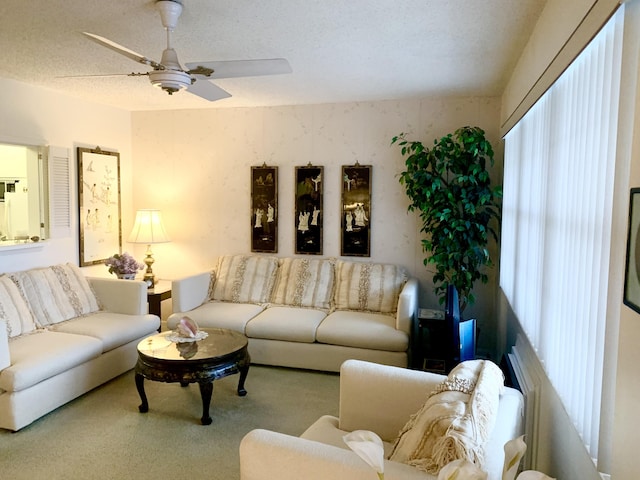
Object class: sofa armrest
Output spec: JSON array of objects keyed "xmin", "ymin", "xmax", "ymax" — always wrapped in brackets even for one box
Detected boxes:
[
  {"xmin": 171, "ymin": 271, "xmax": 212, "ymax": 313},
  {"xmin": 87, "ymin": 277, "xmax": 147, "ymax": 315},
  {"xmin": 240, "ymin": 429, "xmax": 432, "ymax": 480},
  {"xmin": 0, "ymin": 320, "xmax": 9, "ymax": 370},
  {"xmin": 396, "ymin": 278, "xmax": 418, "ymax": 334},
  {"xmin": 338, "ymin": 359, "xmax": 444, "ymax": 441}
]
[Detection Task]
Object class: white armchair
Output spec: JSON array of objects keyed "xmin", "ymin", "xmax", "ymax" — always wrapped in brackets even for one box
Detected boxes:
[{"xmin": 240, "ymin": 360, "xmax": 524, "ymax": 480}]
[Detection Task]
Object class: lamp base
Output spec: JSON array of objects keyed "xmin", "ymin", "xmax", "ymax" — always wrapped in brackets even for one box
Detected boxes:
[
  {"xmin": 143, "ymin": 245, "xmax": 156, "ymax": 289},
  {"xmin": 143, "ymin": 272, "xmax": 155, "ymax": 289}
]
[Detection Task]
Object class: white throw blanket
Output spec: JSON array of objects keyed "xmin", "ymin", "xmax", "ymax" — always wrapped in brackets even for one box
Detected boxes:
[{"xmin": 388, "ymin": 359, "xmax": 504, "ymax": 474}]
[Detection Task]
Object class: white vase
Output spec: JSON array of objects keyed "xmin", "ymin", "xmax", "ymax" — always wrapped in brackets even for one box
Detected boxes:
[{"xmin": 116, "ymin": 273, "xmax": 136, "ymax": 280}]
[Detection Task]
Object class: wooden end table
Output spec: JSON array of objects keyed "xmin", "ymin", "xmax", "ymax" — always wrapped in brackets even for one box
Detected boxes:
[
  {"xmin": 135, "ymin": 327, "xmax": 250, "ymax": 425},
  {"xmin": 147, "ymin": 280, "xmax": 172, "ymax": 326}
]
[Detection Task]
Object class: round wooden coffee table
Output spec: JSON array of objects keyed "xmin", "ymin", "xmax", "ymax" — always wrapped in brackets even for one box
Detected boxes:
[{"xmin": 135, "ymin": 327, "xmax": 250, "ymax": 425}]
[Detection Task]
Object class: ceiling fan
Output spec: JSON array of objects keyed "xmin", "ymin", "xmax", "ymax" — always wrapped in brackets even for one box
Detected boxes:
[{"xmin": 80, "ymin": 0, "xmax": 292, "ymax": 101}]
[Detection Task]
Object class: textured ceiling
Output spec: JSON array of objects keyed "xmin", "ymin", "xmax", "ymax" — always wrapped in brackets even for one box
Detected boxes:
[{"xmin": 0, "ymin": 0, "xmax": 546, "ymax": 111}]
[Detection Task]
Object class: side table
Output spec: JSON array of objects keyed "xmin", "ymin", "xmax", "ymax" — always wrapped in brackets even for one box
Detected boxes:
[
  {"xmin": 415, "ymin": 307, "xmax": 476, "ymax": 374},
  {"xmin": 147, "ymin": 280, "xmax": 172, "ymax": 330},
  {"xmin": 415, "ymin": 308, "xmax": 448, "ymax": 373}
]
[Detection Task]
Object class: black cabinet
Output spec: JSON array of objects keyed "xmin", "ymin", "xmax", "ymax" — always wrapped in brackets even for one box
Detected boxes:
[{"xmin": 414, "ymin": 306, "xmax": 476, "ymax": 373}]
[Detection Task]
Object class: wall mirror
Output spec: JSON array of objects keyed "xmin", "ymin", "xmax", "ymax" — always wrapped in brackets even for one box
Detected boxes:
[{"xmin": 0, "ymin": 142, "xmax": 48, "ymax": 245}]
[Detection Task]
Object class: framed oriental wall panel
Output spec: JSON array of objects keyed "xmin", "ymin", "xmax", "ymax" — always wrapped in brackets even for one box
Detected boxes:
[
  {"xmin": 77, "ymin": 146, "xmax": 122, "ymax": 266},
  {"xmin": 251, "ymin": 165, "xmax": 278, "ymax": 253},
  {"xmin": 295, "ymin": 165, "xmax": 323, "ymax": 255},
  {"xmin": 341, "ymin": 164, "xmax": 371, "ymax": 257}
]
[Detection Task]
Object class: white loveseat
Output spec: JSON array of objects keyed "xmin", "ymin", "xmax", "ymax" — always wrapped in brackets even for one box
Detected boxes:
[
  {"xmin": 240, "ymin": 359, "xmax": 524, "ymax": 480},
  {"xmin": 0, "ymin": 263, "xmax": 160, "ymax": 431},
  {"xmin": 168, "ymin": 255, "xmax": 418, "ymax": 372}
]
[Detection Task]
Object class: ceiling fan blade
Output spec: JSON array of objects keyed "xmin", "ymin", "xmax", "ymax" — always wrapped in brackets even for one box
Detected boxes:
[
  {"xmin": 57, "ymin": 72, "xmax": 149, "ymax": 79},
  {"xmin": 185, "ymin": 59, "xmax": 292, "ymax": 80},
  {"xmin": 186, "ymin": 79, "xmax": 232, "ymax": 102},
  {"xmin": 82, "ymin": 32, "xmax": 162, "ymax": 69}
]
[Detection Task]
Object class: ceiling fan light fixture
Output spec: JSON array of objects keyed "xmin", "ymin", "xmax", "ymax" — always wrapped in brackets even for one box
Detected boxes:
[{"xmin": 149, "ymin": 70, "xmax": 191, "ymax": 95}]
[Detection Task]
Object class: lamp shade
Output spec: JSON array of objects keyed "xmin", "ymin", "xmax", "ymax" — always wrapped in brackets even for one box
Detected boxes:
[{"xmin": 127, "ymin": 209, "xmax": 170, "ymax": 244}]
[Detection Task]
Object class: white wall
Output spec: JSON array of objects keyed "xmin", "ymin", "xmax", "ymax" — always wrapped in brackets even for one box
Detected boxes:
[
  {"xmin": 500, "ymin": 0, "xmax": 640, "ymax": 478},
  {"xmin": 0, "ymin": 78, "xmax": 132, "ymax": 275},
  {"xmin": 131, "ymin": 97, "xmax": 503, "ymax": 357}
]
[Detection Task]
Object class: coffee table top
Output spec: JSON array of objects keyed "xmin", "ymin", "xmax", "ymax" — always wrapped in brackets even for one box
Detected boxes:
[{"xmin": 137, "ymin": 327, "xmax": 248, "ymax": 362}]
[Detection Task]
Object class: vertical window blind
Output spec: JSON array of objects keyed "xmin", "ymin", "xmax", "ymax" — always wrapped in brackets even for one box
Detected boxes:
[{"xmin": 501, "ymin": 6, "xmax": 623, "ymax": 464}]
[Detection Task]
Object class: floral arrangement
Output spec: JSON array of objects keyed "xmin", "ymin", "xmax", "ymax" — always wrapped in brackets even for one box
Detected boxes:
[{"xmin": 105, "ymin": 252, "xmax": 144, "ymax": 275}]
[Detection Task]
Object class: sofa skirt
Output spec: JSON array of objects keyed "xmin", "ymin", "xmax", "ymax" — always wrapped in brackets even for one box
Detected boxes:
[{"xmin": 247, "ymin": 338, "xmax": 407, "ymax": 373}]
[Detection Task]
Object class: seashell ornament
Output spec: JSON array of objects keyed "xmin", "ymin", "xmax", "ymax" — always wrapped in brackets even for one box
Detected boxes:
[{"xmin": 176, "ymin": 316, "xmax": 199, "ymax": 338}]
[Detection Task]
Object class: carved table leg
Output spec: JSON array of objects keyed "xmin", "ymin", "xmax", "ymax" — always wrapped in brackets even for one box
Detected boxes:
[
  {"xmin": 135, "ymin": 373, "xmax": 149, "ymax": 413},
  {"xmin": 237, "ymin": 364, "xmax": 249, "ymax": 396},
  {"xmin": 198, "ymin": 381, "xmax": 213, "ymax": 425}
]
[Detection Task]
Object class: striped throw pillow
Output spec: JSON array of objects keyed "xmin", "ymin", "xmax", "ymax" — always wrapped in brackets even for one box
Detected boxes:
[
  {"xmin": 334, "ymin": 260, "xmax": 407, "ymax": 313},
  {"xmin": 0, "ymin": 275, "xmax": 37, "ymax": 338},
  {"xmin": 211, "ymin": 255, "xmax": 279, "ymax": 304},
  {"xmin": 9, "ymin": 263, "xmax": 100, "ymax": 326},
  {"xmin": 271, "ymin": 258, "xmax": 335, "ymax": 309}
]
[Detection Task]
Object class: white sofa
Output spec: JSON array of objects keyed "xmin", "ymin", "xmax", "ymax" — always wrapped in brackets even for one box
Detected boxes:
[
  {"xmin": 168, "ymin": 255, "xmax": 418, "ymax": 372},
  {"xmin": 240, "ymin": 359, "xmax": 524, "ymax": 480},
  {"xmin": 0, "ymin": 263, "xmax": 160, "ymax": 431}
]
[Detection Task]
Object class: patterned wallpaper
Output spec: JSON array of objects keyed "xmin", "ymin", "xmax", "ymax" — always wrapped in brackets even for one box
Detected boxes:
[{"xmin": 132, "ymin": 96, "xmax": 502, "ymax": 355}]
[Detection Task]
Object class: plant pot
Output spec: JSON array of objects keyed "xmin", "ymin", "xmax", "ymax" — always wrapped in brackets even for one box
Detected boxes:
[{"xmin": 116, "ymin": 273, "xmax": 136, "ymax": 280}]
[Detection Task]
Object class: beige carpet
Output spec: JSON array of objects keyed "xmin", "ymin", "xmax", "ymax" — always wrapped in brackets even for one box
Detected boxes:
[{"xmin": 0, "ymin": 365, "xmax": 339, "ymax": 480}]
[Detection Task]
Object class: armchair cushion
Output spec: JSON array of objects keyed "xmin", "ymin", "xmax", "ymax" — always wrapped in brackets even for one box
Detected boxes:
[{"xmin": 388, "ymin": 360, "xmax": 504, "ymax": 474}]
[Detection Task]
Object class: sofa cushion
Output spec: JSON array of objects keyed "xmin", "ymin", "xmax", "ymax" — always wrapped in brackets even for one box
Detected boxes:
[
  {"xmin": 0, "ymin": 330, "xmax": 103, "ymax": 392},
  {"xmin": 301, "ymin": 415, "xmax": 398, "ymax": 458},
  {"xmin": 0, "ymin": 276, "xmax": 37, "ymax": 338},
  {"xmin": 49, "ymin": 312, "xmax": 160, "ymax": 352},
  {"xmin": 388, "ymin": 360, "xmax": 503, "ymax": 474},
  {"xmin": 211, "ymin": 255, "xmax": 279, "ymax": 304},
  {"xmin": 271, "ymin": 258, "xmax": 335, "ymax": 309},
  {"xmin": 9, "ymin": 263, "xmax": 100, "ymax": 327},
  {"xmin": 316, "ymin": 310, "xmax": 408, "ymax": 352},
  {"xmin": 246, "ymin": 306, "xmax": 327, "ymax": 343},
  {"xmin": 168, "ymin": 301, "xmax": 266, "ymax": 333},
  {"xmin": 334, "ymin": 260, "xmax": 407, "ymax": 313}
]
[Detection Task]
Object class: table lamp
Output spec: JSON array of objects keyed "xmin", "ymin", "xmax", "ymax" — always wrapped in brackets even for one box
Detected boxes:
[{"xmin": 127, "ymin": 209, "xmax": 170, "ymax": 288}]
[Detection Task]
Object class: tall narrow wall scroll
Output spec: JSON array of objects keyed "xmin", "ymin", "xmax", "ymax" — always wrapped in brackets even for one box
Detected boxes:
[
  {"xmin": 294, "ymin": 164, "xmax": 324, "ymax": 255},
  {"xmin": 251, "ymin": 165, "xmax": 278, "ymax": 253},
  {"xmin": 77, "ymin": 146, "xmax": 122, "ymax": 266},
  {"xmin": 295, "ymin": 165, "xmax": 323, "ymax": 255},
  {"xmin": 341, "ymin": 164, "xmax": 371, "ymax": 257}
]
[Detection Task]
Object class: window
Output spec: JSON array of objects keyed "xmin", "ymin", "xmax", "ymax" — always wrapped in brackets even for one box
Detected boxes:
[{"xmin": 500, "ymin": 7, "xmax": 624, "ymax": 466}]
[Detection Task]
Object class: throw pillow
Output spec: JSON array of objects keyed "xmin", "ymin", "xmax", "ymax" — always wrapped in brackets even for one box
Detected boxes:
[
  {"xmin": 270, "ymin": 257, "xmax": 335, "ymax": 309},
  {"xmin": 211, "ymin": 254, "xmax": 279, "ymax": 304},
  {"xmin": 334, "ymin": 260, "xmax": 407, "ymax": 313},
  {"xmin": 9, "ymin": 263, "xmax": 100, "ymax": 327},
  {"xmin": 0, "ymin": 275, "xmax": 37, "ymax": 338},
  {"xmin": 388, "ymin": 360, "xmax": 504, "ymax": 474}
]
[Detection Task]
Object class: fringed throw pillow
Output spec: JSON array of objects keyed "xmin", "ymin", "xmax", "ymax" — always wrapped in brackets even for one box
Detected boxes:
[{"xmin": 388, "ymin": 360, "xmax": 504, "ymax": 474}]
